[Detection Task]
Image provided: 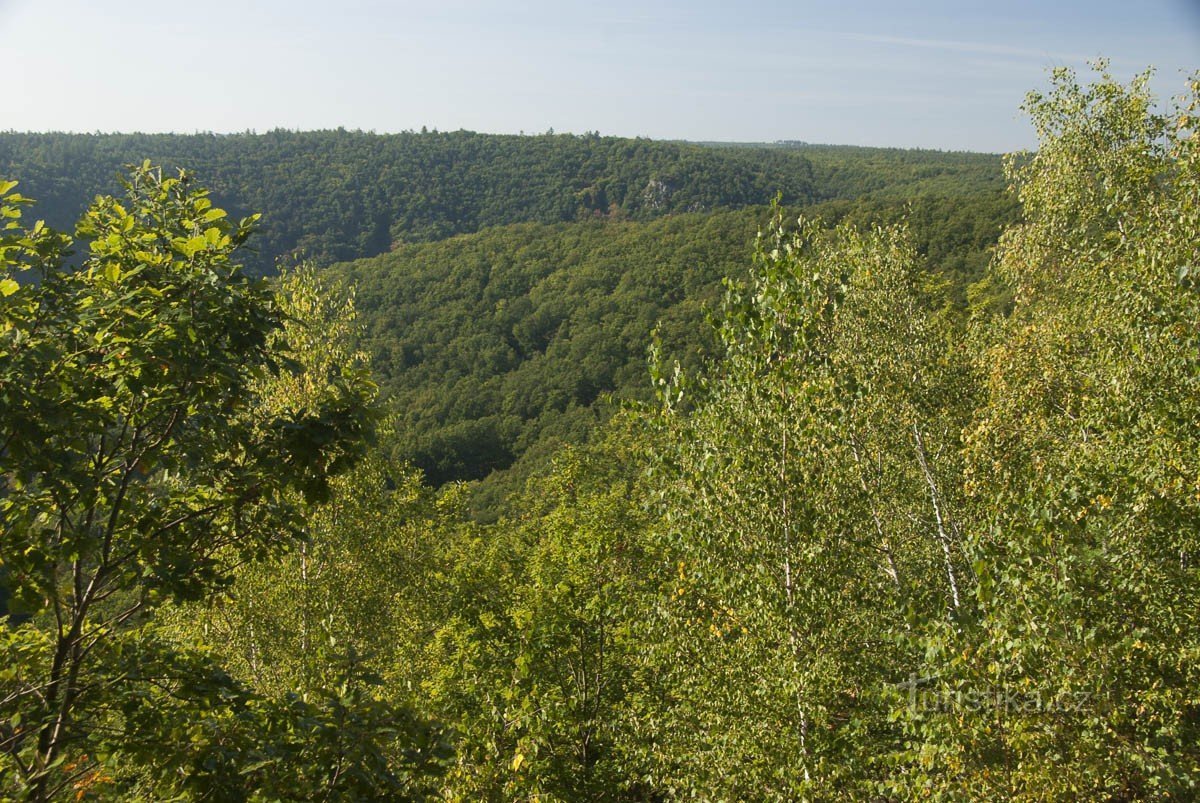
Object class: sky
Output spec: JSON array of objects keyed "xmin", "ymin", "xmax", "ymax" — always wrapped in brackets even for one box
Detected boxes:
[{"xmin": 2, "ymin": 0, "xmax": 1197, "ymax": 152}]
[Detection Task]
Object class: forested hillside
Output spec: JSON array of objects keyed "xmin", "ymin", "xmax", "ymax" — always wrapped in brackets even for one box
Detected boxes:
[
  {"xmin": 0, "ymin": 130, "xmax": 1002, "ymax": 276},
  {"xmin": 0, "ymin": 128, "xmax": 1011, "ymax": 511},
  {"xmin": 706, "ymin": 140, "xmax": 1010, "ymax": 198},
  {"xmin": 335, "ymin": 192, "xmax": 1017, "ymax": 514}
]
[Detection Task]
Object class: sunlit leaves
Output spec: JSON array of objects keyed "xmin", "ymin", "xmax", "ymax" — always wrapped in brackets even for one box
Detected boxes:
[
  {"xmin": 0, "ymin": 166, "xmax": 380, "ymax": 799},
  {"xmin": 904, "ymin": 64, "xmax": 1200, "ymax": 801},
  {"xmin": 637, "ymin": 203, "xmax": 974, "ymax": 799}
]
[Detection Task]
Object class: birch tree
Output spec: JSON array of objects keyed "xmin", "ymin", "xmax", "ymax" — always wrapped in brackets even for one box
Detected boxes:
[
  {"xmin": 637, "ymin": 208, "xmax": 974, "ymax": 799},
  {"xmin": 903, "ymin": 65, "xmax": 1200, "ymax": 801}
]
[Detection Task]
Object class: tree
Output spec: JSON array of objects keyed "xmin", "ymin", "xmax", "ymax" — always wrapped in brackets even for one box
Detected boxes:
[
  {"xmin": 403, "ymin": 425, "xmax": 653, "ymax": 802},
  {"xmin": 0, "ymin": 165, "xmax": 375, "ymax": 799},
  {"xmin": 903, "ymin": 65, "xmax": 1200, "ymax": 801},
  {"xmin": 632, "ymin": 206, "xmax": 973, "ymax": 798}
]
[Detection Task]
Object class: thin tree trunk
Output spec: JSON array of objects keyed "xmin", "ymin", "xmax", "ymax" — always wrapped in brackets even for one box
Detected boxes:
[{"xmin": 912, "ymin": 424, "xmax": 960, "ymax": 612}]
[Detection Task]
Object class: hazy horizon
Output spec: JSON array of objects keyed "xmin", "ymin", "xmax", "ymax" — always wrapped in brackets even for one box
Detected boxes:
[
  {"xmin": 0, "ymin": 127, "xmax": 1018, "ymax": 157},
  {"xmin": 4, "ymin": 0, "xmax": 1197, "ymax": 152}
]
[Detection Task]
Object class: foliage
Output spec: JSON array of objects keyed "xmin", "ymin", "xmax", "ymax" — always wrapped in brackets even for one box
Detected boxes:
[
  {"xmin": 0, "ymin": 130, "xmax": 1010, "ymax": 517},
  {"xmin": 335, "ymin": 194, "xmax": 1014, "ymax": 518},
  {"xmin": 387, "ymin": 66, "xmax": 1197, "ymax": 800},
  {"xmin": 0, "ymin": 130, "xmax": 810, "ymax": 276},
  {"xmin": 0, "ymin": 130, "xmax": 1006, "ymax": 277},
  {"xmin": 626, "ymin": 205, "xmax": 972, "ymax": 798},
  {"xmin": 900, "ymin": 64, "xmax": 1200, "ymax": 801},
  {"xmin": 0, "ymin": 167, "xmax": 405, "ymax": 800},
  {"xmin": 413, "ymin": 426, "xmax": 653, "ymax": 802},
  {"xmin": 4, "ymin": 62, "xmax": 1197, "ymax": 803}
]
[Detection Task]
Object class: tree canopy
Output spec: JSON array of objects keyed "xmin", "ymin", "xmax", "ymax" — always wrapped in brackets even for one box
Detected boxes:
[{"xmin": 0, "ymin": 130, "xmax": 1003, "ymax": 276}]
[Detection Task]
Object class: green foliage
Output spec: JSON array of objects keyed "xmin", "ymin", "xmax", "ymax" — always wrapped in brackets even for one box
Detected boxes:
[
  {"xmin": 336, "ymin": 194, "xmax": 1013, "ymax": 519},
  {"xmin": 153, "ymin": 266, "xmax": 451, "ymax": 799},
  {"xmin": 0, "ymin": 130, "xmax": 1008, "ymax": 277},
  {"xmin": 628, "ymin": 205, "xmax": 973, "ymax": 798},
  {"xmin": 35, "ymin": 633, "xmax": 443, "ymax": 801},
  {"xmin": 779, "ymin": 141, "xmax": 1009, "ymax": 199},
  {"xmin": 0, "ymin": 168, "xmax": 399, "ymax": 800},
  {"xmin": 901, "ymin": 64, "xmax": 1200, "ymax": 801},
  {"xmin": 336, "ymin": 211, "xmax": 759, "ymax": 495},
  {"xmin": 0, "ymin": 130, "xmax": 1010, "ymax": 516},
  {"xmin": 0, "ymin": 130, "xmax": 830, "ymax": 276},
  {"xmin": 4, "ymin": 61, "xmax": 1195, "ymax": 803},
  {"xmin": 160, "ymin": 263, "xmax": 439, "ymax": 694},
  {"xmin": 382, "ymin": 65, "xmax": 1198, "ymax": 800},
  {"xmin": 413, "ymin": 427, "xmax": 653, "ymax": 801}
]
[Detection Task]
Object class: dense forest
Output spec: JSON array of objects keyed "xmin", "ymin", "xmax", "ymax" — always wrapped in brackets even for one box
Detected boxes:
[
  {"xmin": 0, "ymin": 126, "xmax": 1014, "ymax": 515},
  {"xmin": 0, "ymin": 130, "xmax": 1003, "ymax": 276},
  {"xmin": 2, "ymin": 66, "xmax": 1199, "ymax": 802},
  {"xmin": 335, "ymin": 192, "xmax": 1017, "ymax": 515}
]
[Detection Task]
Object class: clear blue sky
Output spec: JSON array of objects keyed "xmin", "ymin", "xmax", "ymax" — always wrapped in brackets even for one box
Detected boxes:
[{"xmin": 3, "ymin": 0, "xmax": 1197, "ymax": 152}]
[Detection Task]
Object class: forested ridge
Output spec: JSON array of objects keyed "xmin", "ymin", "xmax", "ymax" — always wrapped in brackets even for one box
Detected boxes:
[
  {"xmin": 2, "ymin": 66, "xmax": 1199, "ymax": 802},
  {"xmin": 0, "ymin": 129, "xmax": 1002, "ymax": 276}
]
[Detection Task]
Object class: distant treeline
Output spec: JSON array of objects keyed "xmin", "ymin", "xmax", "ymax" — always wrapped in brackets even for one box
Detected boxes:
[{"xmin": 0, "ymin": 130, "xmax": 1003, "ymax": 275}]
